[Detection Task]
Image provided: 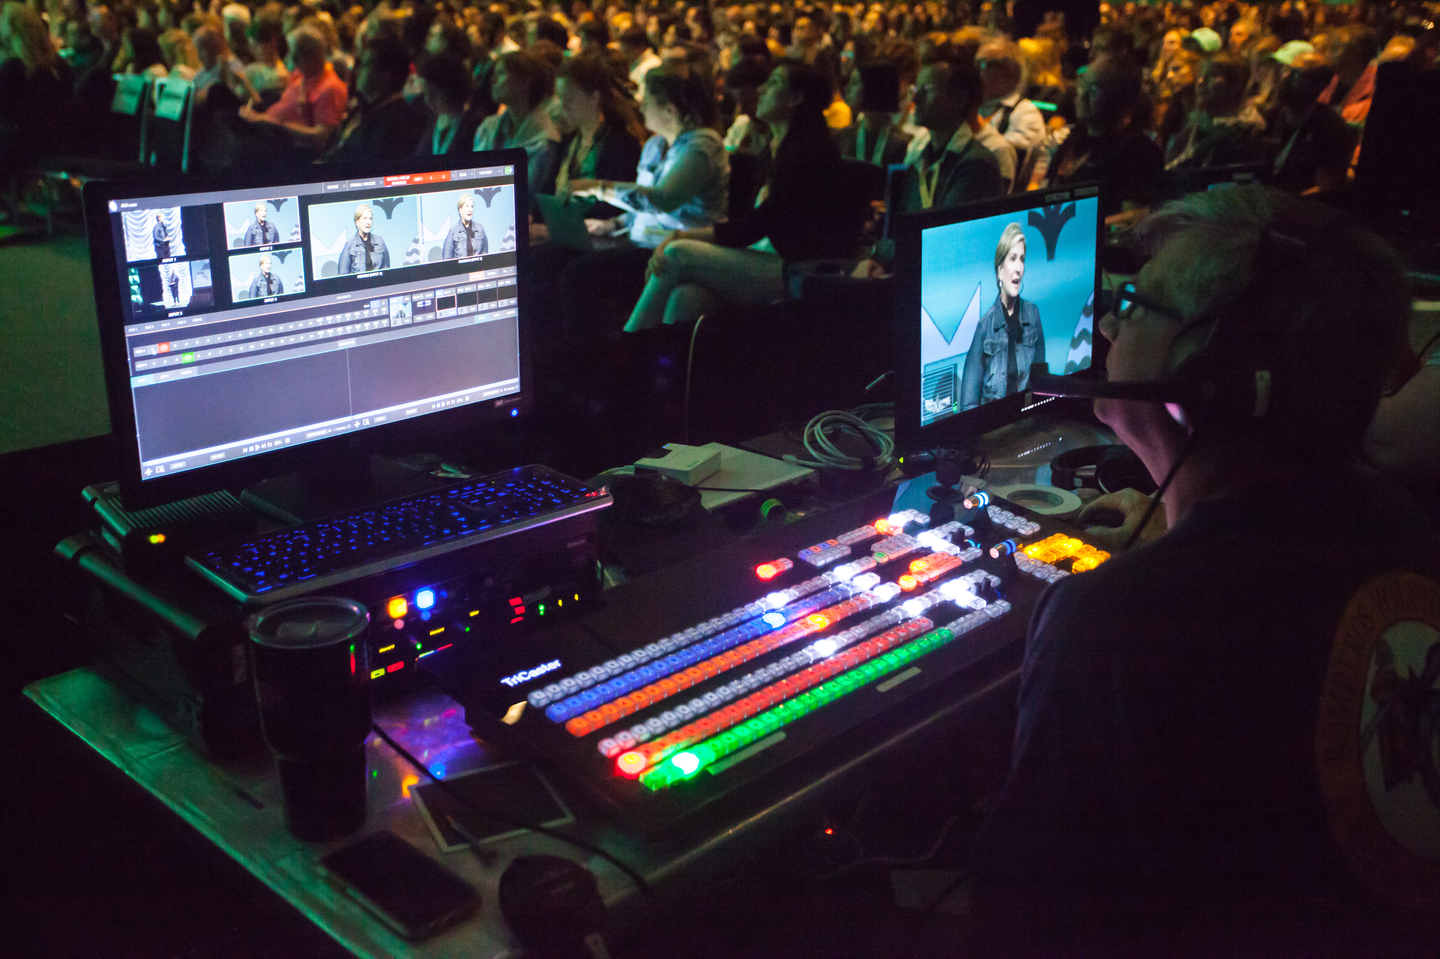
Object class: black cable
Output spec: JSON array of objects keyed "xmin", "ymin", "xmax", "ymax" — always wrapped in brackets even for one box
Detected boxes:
[
  {"xmin": 1121, "ymin": 430, "xmax": 1198, "ymax": 551},
  {"xmin": 902, "ymin": 866, "xmax": 971, "ymax": 959},
  {"xmin": 369, "ymin": 722, "xmax": 657, "ymax": 903}
]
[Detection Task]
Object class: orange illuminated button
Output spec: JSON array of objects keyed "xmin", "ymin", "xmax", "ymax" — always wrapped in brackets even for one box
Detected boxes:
[
  {"xmin": 616, "ymin": 751, "xmax": 648, "ymax": 778},
  {"xmin": 386, "ymin": 596, "xmax": 408, "ymax": 619},
  {"xmin": 898, "ymin": 574, "xmax": 919, "ymax": 591},
  {"xmin": 755, "ymin": 557, "xmax": 793, "ymax": 580}
]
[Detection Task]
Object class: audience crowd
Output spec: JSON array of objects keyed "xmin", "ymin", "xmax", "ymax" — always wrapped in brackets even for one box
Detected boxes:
[
  {"xmin": 0, "ymin": 0, "xmax": 1435, "ymax": 346},
  {"xmin": 2, "ymin": 0, "xmax": 1435, "ymax": 320}
]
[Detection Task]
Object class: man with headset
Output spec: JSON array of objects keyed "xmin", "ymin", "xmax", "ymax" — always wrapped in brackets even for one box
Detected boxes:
[{"xmin": 967, "ymin": 186, "xmax": 1440, "ymax": 954}]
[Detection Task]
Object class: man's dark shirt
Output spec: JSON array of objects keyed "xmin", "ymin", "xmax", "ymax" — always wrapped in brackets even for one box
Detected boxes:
[
  {"xmin": 1048, "ymin": 125, "xmax": 1163, "ymax": 218},
  {"xmin": 897, "ymin": 133, "xmax": 1004, "ymax": 214},
  {"xmin": 1270, "ymin": 104, "xmax": 1357, "ymax": 193},
  {"xmin": 323, "ymin": 94, "xmax": 429, "ymax": 165},
  {"xmin": 970, "ymin": 464, "xmax": 1440, "ymax": 953}
]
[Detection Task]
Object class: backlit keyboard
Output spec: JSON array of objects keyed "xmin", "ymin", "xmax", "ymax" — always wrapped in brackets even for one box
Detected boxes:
[{"xmin": 188, "ymin": 465, "xmax": 609, "ymax": 605}]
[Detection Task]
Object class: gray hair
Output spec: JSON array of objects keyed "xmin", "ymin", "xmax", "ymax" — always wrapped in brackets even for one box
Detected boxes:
[{"xmin": 1138, "ymin": 184, "xmax": 1409, "ymax": 453}]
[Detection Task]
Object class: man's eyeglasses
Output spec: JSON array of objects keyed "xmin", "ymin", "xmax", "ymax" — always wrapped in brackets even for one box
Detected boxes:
[{"xmin": 1112, "ymin": 281, "xmax": 1185, "ymax": 323}]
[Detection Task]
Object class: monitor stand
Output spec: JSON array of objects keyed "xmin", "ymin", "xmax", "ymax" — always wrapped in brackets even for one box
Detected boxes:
[{"xmin": 240, "ymin": 445, "xmax": 456, "ymax": 526}]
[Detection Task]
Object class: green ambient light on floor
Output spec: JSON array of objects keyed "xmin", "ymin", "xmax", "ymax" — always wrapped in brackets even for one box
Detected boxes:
[{"xmin": 639, "ymin": 626, "xmax": 956, "ymax": 791}]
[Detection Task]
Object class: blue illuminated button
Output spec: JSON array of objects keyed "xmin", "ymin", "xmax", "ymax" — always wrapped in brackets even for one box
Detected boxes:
[{"xmin": 416, "ymin": 589, "xmax": 437, "ymax": 610}]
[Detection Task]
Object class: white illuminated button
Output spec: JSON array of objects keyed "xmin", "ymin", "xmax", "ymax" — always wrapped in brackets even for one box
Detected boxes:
[
  {"xmin": 872, "ymin": 582, "xmax": 902, "ymax": 602},
  {"xmin": 901, "ymin": 598, "xmax": 929, "ymax": 618},
  {"xmin": 852, "ymin": 572, "xmax": 882, "ymax": 590},
  {"xmin": 812, "ymin": 639, "xmax": 838, "ymax": 658}
]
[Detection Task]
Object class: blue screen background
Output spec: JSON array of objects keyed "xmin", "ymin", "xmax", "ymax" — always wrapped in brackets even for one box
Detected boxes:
[{"xmin": 919, "ymin": 196, "xmax": 1097, "ymax": 426}]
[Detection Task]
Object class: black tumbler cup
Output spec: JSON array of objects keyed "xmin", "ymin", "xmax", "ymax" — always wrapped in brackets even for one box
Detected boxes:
[{"xmin": 247, "ymin": 597, "xmax": 371, "ymax": 842}]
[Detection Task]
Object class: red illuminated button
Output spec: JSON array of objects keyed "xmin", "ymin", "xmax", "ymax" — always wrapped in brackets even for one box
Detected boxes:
[{"xmin": 616, "ymin": 752, "xmax": 648, "ymax": 777}]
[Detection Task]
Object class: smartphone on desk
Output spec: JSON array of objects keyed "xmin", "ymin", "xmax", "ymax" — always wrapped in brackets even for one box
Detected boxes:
[{"xmin": 321, "ymin": 830, "xmax": 481, "ymax": 941}]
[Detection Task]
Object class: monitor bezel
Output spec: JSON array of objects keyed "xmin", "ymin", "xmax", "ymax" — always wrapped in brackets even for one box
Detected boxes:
[
  {"xmin": 83, "ymin": 149, "xmax": 532, "ymax": 511},
  {"xmin": 892, "ymin": 184, "xmax": 1106, "ymax": 455}
]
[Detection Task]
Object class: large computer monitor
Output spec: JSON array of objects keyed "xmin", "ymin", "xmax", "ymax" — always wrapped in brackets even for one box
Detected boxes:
[
  {"xmin": 84, "ymin": 150, "xmax": 530, "ymax": 510},
  {"xmin": 893, "ymin": 185, "xmax": 1104, "ymax": 452}
]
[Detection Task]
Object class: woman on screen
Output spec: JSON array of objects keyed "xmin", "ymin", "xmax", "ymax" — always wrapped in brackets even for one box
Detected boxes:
[{"xmin": 959, "ymin": 222, "xmax": 1045, "ymax": 410}]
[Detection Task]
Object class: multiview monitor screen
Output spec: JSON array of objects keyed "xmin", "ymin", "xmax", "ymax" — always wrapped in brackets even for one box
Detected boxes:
[
  {"xmin": 894, "ymin": 185, "xmax": 1103, "ymax": 451},
  {"xmin": 86, "ymin": 151, "xmax": 530, "ymax": 509}
]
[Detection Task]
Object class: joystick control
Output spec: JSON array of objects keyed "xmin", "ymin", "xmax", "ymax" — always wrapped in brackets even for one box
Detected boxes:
[{"xmin": 925, "ymin": 453, "xmax": 967, "ymax": 529}]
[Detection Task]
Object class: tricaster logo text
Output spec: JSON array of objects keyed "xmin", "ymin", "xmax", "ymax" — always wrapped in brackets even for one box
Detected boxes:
[{"xmin": 500, "ymin": 659, "xmax": 562, "ymax": 687}]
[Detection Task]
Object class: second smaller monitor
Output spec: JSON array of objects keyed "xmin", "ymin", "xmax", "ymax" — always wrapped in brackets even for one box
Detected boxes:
[{"xmin": 894, "ymin": 184, "xmax": 1104, "ymax": 452}]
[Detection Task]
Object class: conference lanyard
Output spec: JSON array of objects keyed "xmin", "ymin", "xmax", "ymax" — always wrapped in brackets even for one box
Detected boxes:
[
  {"xmin": 433, "ymin": 116, "xmax": 459, "ymax": 154},
  {"xmin": 916, "ymin": 154, "xmax": 943, "ymax": 209},
  {"xmin": 855, "ymin": 122, "xmax": 890, "ymax": 165}
]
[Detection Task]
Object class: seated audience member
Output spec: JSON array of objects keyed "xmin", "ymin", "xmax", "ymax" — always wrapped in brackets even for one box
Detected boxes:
[
  {"xmin": 526, "ymin": 15, "xmax": 569, "ymax": 52},
  {"xmin": 1164, "ymin": 53, "xmax": 1268, "ymax": 169},
  {"xmin": 721, "ymin": 56, "xmax": 773, "ymax": 155},
  {"xmin": 157, "ymin": 28, "xmax": 200, "ymax": 81},
  {"xmin": 1150, "ymin": 27, "xmax": 1189, "ymax": 88},
  {"xmin": 124, "ymin": 26, "xmax": 168, "ymax": 78},
  {"xmin": 836, "ymin": 58, "xmax": 912, "ymax": 166},
  {"xmin": 624, "ymin": 60, "xmax": 844, "ymax": 331},
  {"xmin": 976, "ymin": 37, "xmax": 1047, "ymax": 156},
  {"xmin": 473, "ymin": 49, "xmax": 561, "ymax": 199},
  {"xmin": 970, "ymin": 185, "xmax": 1440, "ymax": 956},
  {"xmin": 414, "ymin": 52, "xmax": 479, "ymax": 155},
  {"xmin": 425, "ymin": 13, "xmax": 470, "ymax": 64},
  {"xmin": 560, "ymin": 68, "xmax": 728, "ymax": 334},
  {"xmin": 220, "ymin": 3, "xmax": 251, "ymax": 65},
  {"xmin": 240, "ymin": 25, "xmax": 346, "ymax": 156},
  {"xmin": 1268, "ymin": 56, "xmax": 1355, "ymax": 194},
  {"xmin": 898, "ymin": 54, "xmax": 1008, "ymax": 211},
  {"xmin": 1225, "ymin": 16, "xmax": 1259, "ymax": 57},
  {"xmin": 0, "ymin": 1, "xmax": 74, "ymax": 160},
  {"xmin": 245, "ymin": 10, "xmax": 289, "ymax": 99},
  {"xmin": 1153, "ymin": 47, "xmax": 1199, "ymax": 147},
  {"xmin": 323, "ymin": 34, "xmax": 425, "ymax": 164},
  {"xmin": 75, "ymin": 3, "xmax": 122, "ymax": 107},
  {"xmin": 547, "ymin": 54, "xmax": 645, "ymax": 223},
  {"xmin": 576, "ymin": 19, "xmax": 610, "ymax": 59},
  {"xmin": 571, "ymin": 67, "xmax": 729, "ymax": 246},
  {"xmin": 193, "ymin": 23, "xmax": 253, "ymax": 104},
  {"xmin": 467, "ymin": 10, "xmax": 505, "ymax": 119},
  {"xmin": 1036, "ymin": 52, "xmax": 1162, "ymax": 216},
  {"xmin": 619, "ymin": 24, "xmax": 662, "ymax": 95}
]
